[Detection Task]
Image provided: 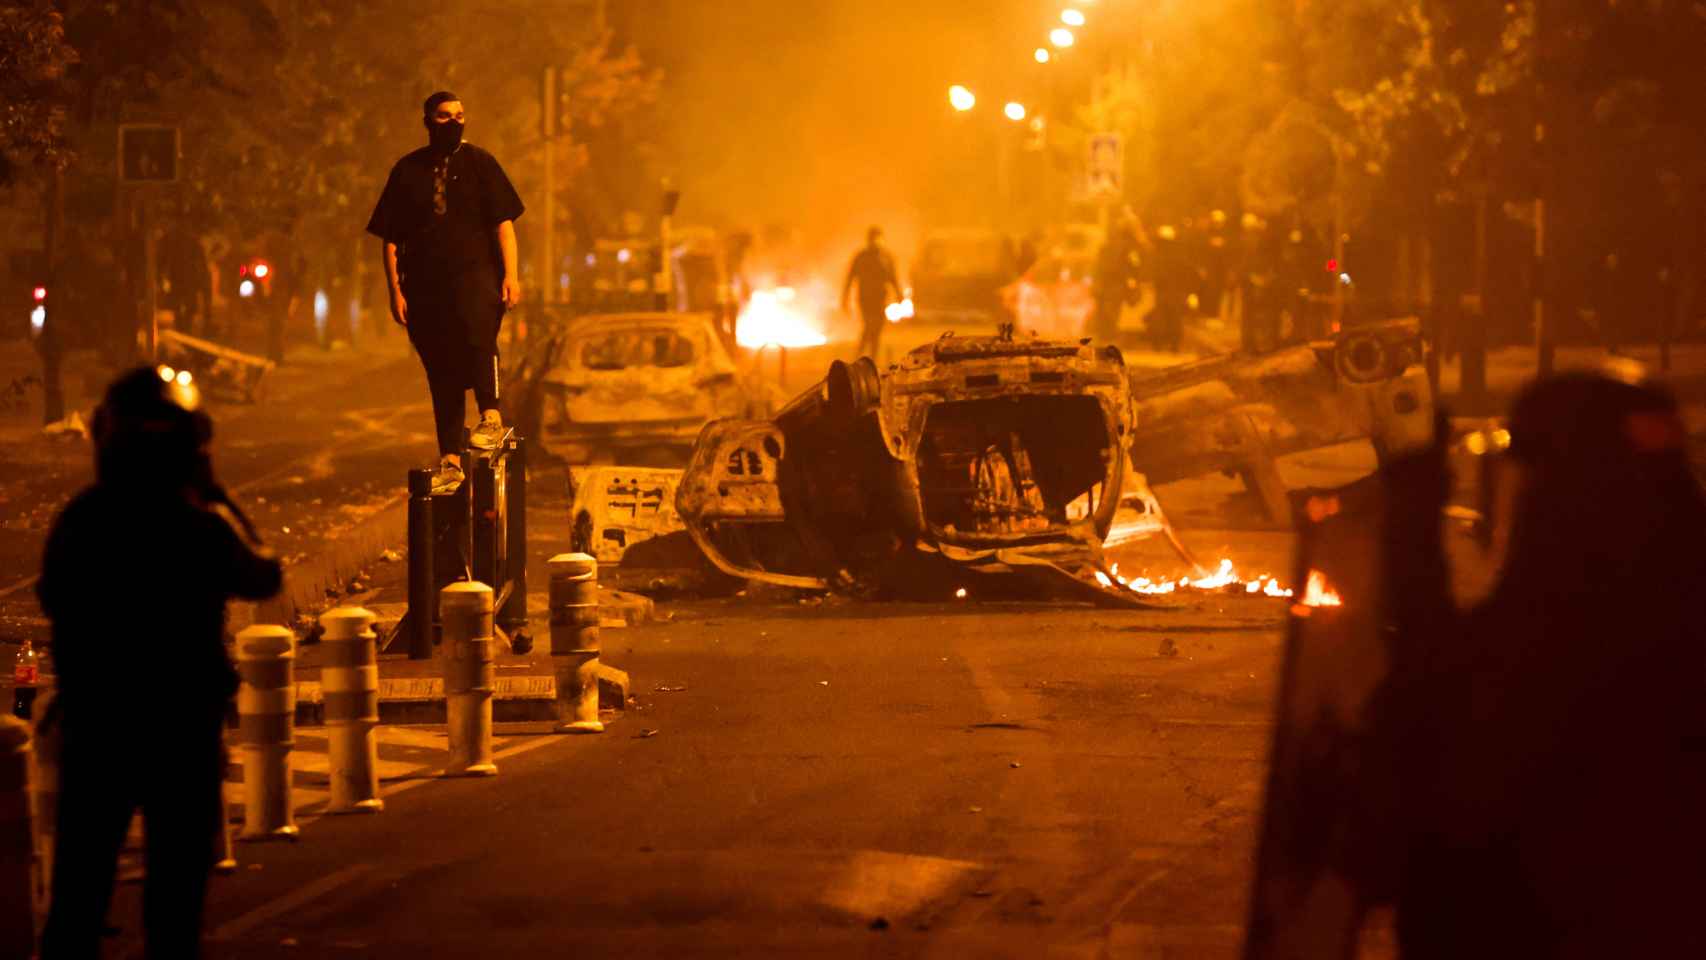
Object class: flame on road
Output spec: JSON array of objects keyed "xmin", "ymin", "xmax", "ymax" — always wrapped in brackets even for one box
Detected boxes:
[
  {"xmin": 1300, "ymin": 569, "xmax": 1343, "ymax": 607},
  {"xmin": 1095, "ymin": 558, "xmax": 1296, "ymax": 599},
  {"xmin": 884, "ymin": 297, "xmax": 914, "ymax": 323},
  {"xmin": 737, "ymin": 287, "xmax": 829, "ymax": 349}
]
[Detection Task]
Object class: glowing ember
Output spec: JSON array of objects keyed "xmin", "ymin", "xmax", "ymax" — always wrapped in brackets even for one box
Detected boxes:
[
  {"xmin": 1300, "ymin": 569, "xmax": 1343, "ymax": 607},
  {"xmin": 1102, "ymin": 558, "xmax": 1295, "ymax": 599},
  {"xmin": 737, "ymin": 288, "xmax": 829, "ymax": 349}
]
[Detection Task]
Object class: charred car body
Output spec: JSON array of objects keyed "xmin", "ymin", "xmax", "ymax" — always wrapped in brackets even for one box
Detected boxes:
[
  {"xmin": 542, "ymin": 312, "xmax": 778, "ymax": 464},
  {"xmin": 670, "ymin": 320, "xmax": 1432, "ymax": 596},
  {"xmin": 676, "ymin": 330, "xmax": 1135, "ymax": 593}
]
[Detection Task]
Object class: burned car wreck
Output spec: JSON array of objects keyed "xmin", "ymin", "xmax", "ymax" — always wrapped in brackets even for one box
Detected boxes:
[
  {"xmin": 676, "ymin": 330, "xmax": 1138, "ymax": 596},
  {"xmin": 541, "ymin": 312, "xmax": 779, "ymax": 465},
  {"xmin": 581, "ymin": 320, "xmax": 1431, "ymax": 601}
]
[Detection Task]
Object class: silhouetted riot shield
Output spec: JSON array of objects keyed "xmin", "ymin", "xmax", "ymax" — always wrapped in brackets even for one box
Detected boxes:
[{"xmin": 1242, "ymin": 470, "xmax": 1405, "ymax": 960}]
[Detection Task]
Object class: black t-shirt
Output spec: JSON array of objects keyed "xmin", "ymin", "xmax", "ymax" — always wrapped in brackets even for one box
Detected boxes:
[{"xmin": 366, "ymin": 143, "xmax": 524, "ymax": 287}]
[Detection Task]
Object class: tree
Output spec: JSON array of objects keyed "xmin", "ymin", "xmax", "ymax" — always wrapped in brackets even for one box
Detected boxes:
[{"xmin": 0, "ymin": 0, "xmax": 77, "ymax": 181}]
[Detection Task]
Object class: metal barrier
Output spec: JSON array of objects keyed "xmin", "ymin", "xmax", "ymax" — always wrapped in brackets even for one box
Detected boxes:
[{"xmin": 395, "ymin": 434, "xmax": 529, "ymax": 659}]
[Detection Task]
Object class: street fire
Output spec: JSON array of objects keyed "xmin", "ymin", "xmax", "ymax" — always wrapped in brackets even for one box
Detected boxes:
[
  {"xmin": 1096, "ymin": 558, "xmax": 1295, "ymax": 599},
  {"xmin": 736, "ymin": 287, "xmax": 829, "ymax": 349},
  {"xmin": 1299, "ymin": 569, "xmax": 1343, "ymax": 608},
  {"xmin": 884, "ymin": 296, "xmax": 914, "ymax": 323}
]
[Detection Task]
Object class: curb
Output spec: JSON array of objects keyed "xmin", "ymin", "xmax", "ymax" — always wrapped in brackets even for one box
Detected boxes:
[
  {"xmin": 236, "ymin": 494, "xmax": 410, "ymax": 631},
  {"xmin": 287, "ymin": 668, "xmax": 630, "ymax": 727}
]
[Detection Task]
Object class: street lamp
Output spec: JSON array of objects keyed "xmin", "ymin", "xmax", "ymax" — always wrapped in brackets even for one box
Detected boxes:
[
  {"xmin": 1061, "ymin": 9, "xmax": 1086, "ymax": 27},
  {"xmin": 1004, "ymin": 101, "xmax": 1028, "ymax": 122},
  {"xmin": 948, "ymin": 85, "xmax": 976, "ymax": 112},
  {"xmin": 1049, "ymin": 27, "xmax": 1075, "ymax": 48},
  {"xmin": 1034, "ymin": 47, "xmax": 1051, "ymax": 63}
]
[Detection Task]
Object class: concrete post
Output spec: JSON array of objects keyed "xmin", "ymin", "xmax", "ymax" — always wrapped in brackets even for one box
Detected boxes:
[
  {"xmin": 319, "ymin": 607, "xmax": 383, "ymax": 813},
  {"xmin": 440, "ymin": 583, "xmax": 498, "ymax": 776},
  {"xmin": 235, "ymin": 625, "xmax": 298, "ymax": 840},
  {"xmin": 0, "ymin": 715, "xmax": 34, "ymax": 957},
  {"xmin": 548, "ymin": 553, "xmax": 604, "ymax": 734}
]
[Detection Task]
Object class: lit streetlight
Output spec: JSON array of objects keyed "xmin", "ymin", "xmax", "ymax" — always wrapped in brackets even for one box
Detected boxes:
[
  {"xmin": 1034, "ymin": 47, "xmax": 1051, "ymax": 63},
  {"xmin": 1049, "ymin": 27, "xmax": 1075, "ymax": 48},
  {"xmin": 1061, "ymin": 9, "xmax": 1086, "ymax": 27},
  {"xmin": 948, "ymin": 84, "xmax": 976, "ymax": 112},
  {"xmin": 1004, "ymin": 101, "xmax": 1028, "ymax": 122}
]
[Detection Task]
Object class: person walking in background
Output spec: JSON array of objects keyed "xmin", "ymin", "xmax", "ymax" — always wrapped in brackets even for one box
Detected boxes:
[
  {"xmin": 368, "ymin": 91, "xmax": 524, "ymax": 494},
  {"xmin": 1148, "ymin": 225, "xmax": 1190, "ymax": 353},
  {"xmin": 1092, "ymin": 217, "xmax": 1141, "ymax": 345},
  {"xmin": 38, "ymin": 366, "xmax": 282, "ymax": 959},
  {"xmin": 841, "ymin": 226, "xmax": 902, "ymax": 362}
]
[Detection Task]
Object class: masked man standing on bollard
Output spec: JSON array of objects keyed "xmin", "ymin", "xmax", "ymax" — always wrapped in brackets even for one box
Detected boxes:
[
  {"xmin": 37, "ymin": 366, "xmax": 283, "ymax": 959},
  {"xmin": 368, "ymin": 91, "xmax": 525, "ymax": 494}
]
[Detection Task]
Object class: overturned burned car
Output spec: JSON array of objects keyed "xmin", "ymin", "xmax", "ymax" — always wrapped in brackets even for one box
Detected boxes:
[
  {"xmin": 676, "ymin": 330, "xmax": 1136, "ymax": 593},
  {"xmin": 541, "ymin": 312, "xmax": 780, "ymax": 464},
  {"xmin": 670, "ymin": 321, "xmax": 1432, "ymax": 597}
]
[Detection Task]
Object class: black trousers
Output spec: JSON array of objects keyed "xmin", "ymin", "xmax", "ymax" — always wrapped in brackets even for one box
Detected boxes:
[
  {"xmin": 405, "ymin": 275, "xmax": 504, "ymax": 457},
  {"xmin": 858, "ymin": 304, "xmax": 885, "ymax": 362},
  {"xmin": 42, "ymin": 721, "xmax": 224, "ymax": 960}
]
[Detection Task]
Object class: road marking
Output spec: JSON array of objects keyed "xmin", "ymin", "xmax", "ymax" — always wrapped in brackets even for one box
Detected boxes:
[
  {"xmin": 1153, "ymin": 718, "xmax": 1274, "ymax": 728},
  {"xmin": 0, "ymin": 574, "xmax": 38, "ymax": 600},
  {"xmin": 364, "ymin": 732, "xmax": 567, "ymax": 804},
  {"xmin": 208, "ymin": 863, "xmax": 374, "ymax": 941}
]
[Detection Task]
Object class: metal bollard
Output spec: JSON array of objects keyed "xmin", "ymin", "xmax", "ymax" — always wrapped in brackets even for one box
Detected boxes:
[
  {"xmin": 440, "ymin": 583, "xmax": 497, "ymax": 776},
  {"xmin": 406, "ymin": 468, "xmax": 436, "ymax": 660},
  {"xmin": 548, "ymin": 553, "xmax": 604, "ymax": 734},
  {"xmin": 1, "ymin": 715, "xmax": 34, "ymax": 958},
  {"xmin": 235, "ymin": 625, "xmax": 298, "ymax": 840},
  {"xmin": 320, "ymin": 607, "xmax": 383, "ymax": 813}
]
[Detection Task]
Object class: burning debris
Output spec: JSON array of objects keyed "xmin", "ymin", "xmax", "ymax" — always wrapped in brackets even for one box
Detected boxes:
[{"xmin": 1094, "ymin": 558, "xmax": 1296, "ymax": 599}]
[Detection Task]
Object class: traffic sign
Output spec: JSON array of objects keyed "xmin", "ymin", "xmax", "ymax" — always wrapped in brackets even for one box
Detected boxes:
[
  {"xmin": 118, "ymin": 125, "xmax": 180, "ymax": 183},
  {"xmin": 1087, "ymin": 132, "xmax": 1122, "ymax": 198}
]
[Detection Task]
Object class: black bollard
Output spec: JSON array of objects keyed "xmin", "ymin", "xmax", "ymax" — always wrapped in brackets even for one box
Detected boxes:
[{"xmin": 406, "ymin": 468, "xmax": 435, "ymax": 660}]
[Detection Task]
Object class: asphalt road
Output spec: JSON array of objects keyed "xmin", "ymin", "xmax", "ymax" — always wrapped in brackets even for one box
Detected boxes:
[{"xmin": 190, "ymin": 590, "xmax": 1287, "ymax": 959}]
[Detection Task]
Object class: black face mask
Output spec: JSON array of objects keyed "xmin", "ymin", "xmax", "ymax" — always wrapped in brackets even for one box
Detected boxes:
[{"xmin": 428, "ymin": 119, "xmax": 464, "ymax": 153}]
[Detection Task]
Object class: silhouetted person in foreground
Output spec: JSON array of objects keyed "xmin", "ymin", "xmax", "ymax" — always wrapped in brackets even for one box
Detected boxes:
[
  {"xmin": 841, "ymin": 226, "xmax": 901, "ymax": 362},
  {"xmin": 38, "ymin": 366, "xmax": 282, "ymax": 959},
  {"xmin": 368, "ymin": 91, "xmax": 525, "ymax": 494},
  {"xmin": 1382, "ymin": 372, "xmax": 1706, "ymax": 957}
]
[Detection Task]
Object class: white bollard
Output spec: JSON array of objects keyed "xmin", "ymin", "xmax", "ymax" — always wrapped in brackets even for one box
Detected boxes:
[
  {"xmin": 1, "ymin": 715, "xmax": 34, "ymax": 958},
  {"xmin": 319, "ymin": 607, "xmax": 383, "ymax": 813},
  {"xmin": 548, "ymin": 554, "xmax": 604, "ymax": 734},
  {"xmin": 440, "ymin": 583, "xmax": 497, "ymax": 776},
  {"xmin": 235, "ymin": 625, "xmax": 298, "ymax": 840}
]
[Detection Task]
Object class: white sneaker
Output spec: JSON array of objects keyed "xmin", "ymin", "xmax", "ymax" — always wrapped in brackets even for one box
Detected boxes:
[
  {"xmin": 430, "ymin": 458, "xmax": 465, "ymax": 494},
  {"xmin": 470, "ymin": 411, "xmax": 505, "ymax": 450}
]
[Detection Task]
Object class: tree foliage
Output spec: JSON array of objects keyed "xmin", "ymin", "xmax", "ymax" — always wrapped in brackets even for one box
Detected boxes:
[{"xmin": 0, "ymin": 0, "xmax": 77, "ymax": 181}]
